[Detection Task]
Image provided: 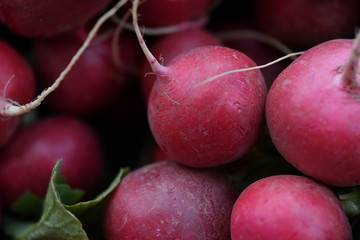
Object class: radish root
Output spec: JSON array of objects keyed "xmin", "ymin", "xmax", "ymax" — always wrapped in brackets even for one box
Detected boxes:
[
  {"xmin": 195, "ymin": 51, "xmax": 304, "ymax": 87},
  {"xmin": 2, "ymin": 0, "xmax": 129, "ymax": 117}
]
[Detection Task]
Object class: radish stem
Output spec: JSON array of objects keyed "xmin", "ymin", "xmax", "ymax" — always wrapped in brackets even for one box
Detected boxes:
[
  {"xmin": 131, "ymin": 0, "xmax": 169, "ymax": 75},
  {"xmin": 341, "ymin": 32, "xmax": 360, "ymax": 93}
]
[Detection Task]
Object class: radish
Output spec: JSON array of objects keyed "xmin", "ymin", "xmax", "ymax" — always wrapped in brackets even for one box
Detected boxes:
[
  {"xmin": 256, "ymin": 0, "xmax": 360, "ymax": 50},
  {"xmin": 230, "ymin": 175, "xmax": 352, "ymax": 240},
  {"xmin": 126, "ymin": 0, "xmax": 215, "ymax": 27},
  {"xmin": 266, "ymin": 33, "xmax": 360, "ymax": 186},
  {"xmin": 132, "ymin": 0, "xmax": 267, "ymax": 168},
  {"xmin": 0, "ymin": 0, "xmax": 112, "ymax": 38},
  {"xmin": 33, "ymin": 26, "xmax": 141, "ymax": 116},
  {"xmin": 140, "ymin": 28, "xmax": 222, "ymax": 101},
  {"xmin": 0, "ymin": 115, "xmax": 104, "ymax": 208},
  {"xmin": 0, "ymin": 40, "xmax": 36, "ymax": 147},
  {"xmin": 104, "ymin": 161, "xmax": 236, "ymax": 240}
]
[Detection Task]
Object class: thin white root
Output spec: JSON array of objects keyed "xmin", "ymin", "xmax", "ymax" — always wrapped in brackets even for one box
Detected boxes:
[
  {"xmin": 342, "ymin": 31, "xmax": 360, "ymax": 90},
  {"xmin": 194, "ymin": 51, "xmax": 304, "ymax": 88},
  {"xmin": 216, "ymin": 30, "xmax": 296, "ymax": 60},
  {"xmin": 112, "ymin": 15, "xmax": 208, "ymax": 36},
  {"xmin": 3, "ymin": 0, "xmax": 129, "ymax": 117},
  {"xmin": 131, "ymin": 0, "xmax": 168, "ymax": 74}
]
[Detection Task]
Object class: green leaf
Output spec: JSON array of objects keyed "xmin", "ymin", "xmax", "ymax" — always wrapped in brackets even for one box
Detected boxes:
[
  {"xmin": 65, "ymin": 167, "xmax": 130, "ymax": 220},
  {"xmin": 3, "ymin": 160, "xmax": 130, "ymax": 239},
  {"xmin": 10, "ymin": 159, "xmax": 85, "ymax": 218},
  {"xmin": 55, "ymin": 184, "xmax": 84, "ymax": 206},
  {"xmin": 4, "ymin": 160, "xmax": 89, "ymax": 240},
  {"xmin": 3, "ymin": 217, "xmax": 37, "ymax": 239},
  {"xmin": 336, "ymin": 186, "xmax": 360, "ymax": 218},
  {"xmin": 11, "ymin": 192, "xmax": 44, "ymax": 218}
]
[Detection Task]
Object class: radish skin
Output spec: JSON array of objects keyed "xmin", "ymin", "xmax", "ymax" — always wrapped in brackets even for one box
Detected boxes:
[
  {"xmin": 132, "ymin": 0, "xmax": 267, "ymax": 167},
  {"xmin": 266, "ymin": 33, "xmax": 360, "ymax": 186}
]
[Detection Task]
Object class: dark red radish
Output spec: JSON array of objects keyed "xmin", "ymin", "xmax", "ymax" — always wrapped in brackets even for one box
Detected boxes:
[
  {"xmin": 256, "ymin": 0, "xmax": 360, "ymax": 50},
  {"xmin": 104, "ymin": 161, "xmax": 236, "ymax": 240},
  {"xmin": 140, "ymin": 28, "xmax": 222, "ymax": 101},
  {"xmin": 0, "ymin": 0, "xmax": 112, "ymax": 38},
  {"xmin": 32, "ymin": 27, "xmax": 142, "ymax": 116},
  {"xmin": 266, "ymin": 34, "xmax": 360, "ymax": 186},
  {"xmin": 0, "ymin": 115, "xmax": 104, "ymax": 208},
  {"xmin": 231, "ymin": 175, "xmax": 352, "ymax": 240},
  {"xmin": 132, "ymin": 0, "xmax": 267, "ymax": 168},
  {"xmin": 0, "ymin": 40, "xmax": 36, "ymax": 147},
  {"xmin": 125, "ymin": 0, "xmax": 215, "ymax": 27}
]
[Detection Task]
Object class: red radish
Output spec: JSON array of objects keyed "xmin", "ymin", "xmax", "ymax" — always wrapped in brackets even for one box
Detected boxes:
[
  {"xmin": 126, "ymin": 0, "xmax": 215, "ymax": 27},
  {"xmin": 0, "ymin": 0, "xmax": 112, "ymax": 38},
  {"xmin": 231, "ymin": 175, "xmax": 352, "ymax": 240},
  {"xmin": 0, "ymin": 115, "xmax": 104, "ymax": 208},
  {"xmin": 104, "ymin": 161, "xmax": 236, "ymax": 240},
  {"xmin": 0, "ymin": 40, "xmax": 35, "ymax": 147},
  {"xmin": 256, "ymin": 0, "xmax": 360, "ymax": 50},
  {"xmin": 140, "ymin": 28, "xmax": 222, "ymax": 101},
  {"xmin": 266, "ymin": 34, "xmax": 360, "ymax": 186},
  {"xmin": 33, "ymin": 27, "xmax": 141, "ymax": 116},
  {"xmin": 132, "ymin": 0, "xmax": 267, "ymax": 168}
]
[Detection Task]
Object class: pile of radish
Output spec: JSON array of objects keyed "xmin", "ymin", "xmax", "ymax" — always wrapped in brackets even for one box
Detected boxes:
[{"xmin": 0, "ymin": 0, "xmax": 359, "ymax": 239}]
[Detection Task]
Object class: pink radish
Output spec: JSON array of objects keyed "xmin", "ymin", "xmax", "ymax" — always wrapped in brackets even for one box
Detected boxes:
[
  {"xmin": 0, "ymin": 115, "xmax": 104, "ymax": 208},
  {"xmin": 231, "ymin": 175, "xmax": 352, "ymax": 240},
  {"xmin": 266, "ymin": 33, "xmax": 360, "ymax": 186},
  {"xmin": 0, "ymin": 0, "xmax": 112, "ymax": 38},
  {"xmin": 140, "ymin": 28, "xmax": 222, "ymax": 101},
  {"xmin": 256, "ymin": 0, "xmax": 360, "ymax": 50},
  {"xmin": 0, "ymin": 40, "xmax": 35, "ymax": 147},
  {"xmin": 132, "ymin": 0, "xmax": 267, "ymax": 167}
]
